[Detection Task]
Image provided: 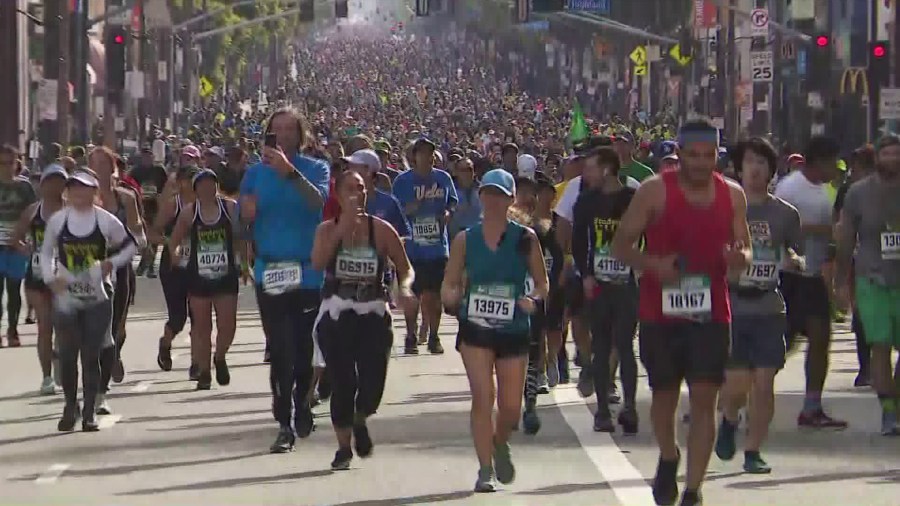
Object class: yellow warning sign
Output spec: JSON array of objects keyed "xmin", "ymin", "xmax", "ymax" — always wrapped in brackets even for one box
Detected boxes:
[
  {"xmin": 199, "ymin": 76, "xmax": 215, "ymax": 98},
  {"xmin": 629, "ymin": 46, "xmax": 647, "ymax": 66},
  {"xmin": 669, "ymin": 44, "xmax": 693, "ymax": 66},
  {"xmin": 634, "ymin": 65, "xmax": 648, "ymax": 76}
]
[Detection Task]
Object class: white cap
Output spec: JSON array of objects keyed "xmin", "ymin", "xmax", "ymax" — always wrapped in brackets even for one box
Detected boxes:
[
  {"xmin": 517, "ymin": 154, "xmax": 538, "ymax": 180},
  {"xmin": 40, "ymin": 164, "xmax": 69, "ymax": 183},
  {"xmin": 68, "ymin": 170, "xmax": 99, "ymax": 188},
  {"xmin": 342, "ymin": 149, "xmax": 382, "ymax": 172}
]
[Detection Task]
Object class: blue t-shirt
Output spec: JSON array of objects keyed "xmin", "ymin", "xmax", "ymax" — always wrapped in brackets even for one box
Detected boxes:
[
  {"xmin": 368, "ymin": 189, "xmax": 411, "ymax": 239},
  {"xmin": 240, "ymin": 154, "xmax": 330, "ymax": 289},
  {"xmin": 448, "ymin": 182, "xmax": 482, "ymax": 238},
  {"xmin": 392, "ymin": 168, "xmax": 458, "ymax": 260}
]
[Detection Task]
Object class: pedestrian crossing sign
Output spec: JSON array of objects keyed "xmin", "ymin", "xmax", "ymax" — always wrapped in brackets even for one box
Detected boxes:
[{"xmin": 669, "ymin": 44, "xmax": 693, "ymax": 66}]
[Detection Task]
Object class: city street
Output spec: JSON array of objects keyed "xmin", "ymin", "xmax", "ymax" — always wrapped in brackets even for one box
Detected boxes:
[{"xmin": 0, "ymin": 278, "xmax": 898, "ymax": 506}]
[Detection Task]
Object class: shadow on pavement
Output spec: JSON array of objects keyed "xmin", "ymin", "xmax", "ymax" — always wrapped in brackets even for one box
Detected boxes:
[
  {"xmin": 330, "ymin": 490, "xmax": 474, "ymax": 505},
  {"xmin": 120, "ymin": 469, "xmax": 334, "ymax": 495},
  {"xmin": 120, "ymin": 407, "xmax": 272, "ymax": 424},
  {"xmin": 0, "ymin": 431, "xmax": 71, "ymax": 448},
  {"xmin": 385, "ymin": 390, "xmax": 471, "ymax": 406},
  {"xmin": 726, "ymin": 468, "xmax": 900, "ymax": 489}
]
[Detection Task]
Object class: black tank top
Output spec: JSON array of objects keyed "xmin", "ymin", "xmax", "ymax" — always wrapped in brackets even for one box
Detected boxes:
[
  {"xmin": 323, "ymin": 215, "xmax": 387, "ymax": 302},
  {"xmin": 57, "ymin": 209, "xmax": 111, "ymax": 301},
  {"xmin": 25, "ymin": 203, "xmax": 49, "ymax": 288},
  {"xmin": 161, "ymin": 195, "xmax": 190, "ymax": 269},
  {"xmin": 187, "ymin": 197, "xmax": 237, "ymax": 288}
]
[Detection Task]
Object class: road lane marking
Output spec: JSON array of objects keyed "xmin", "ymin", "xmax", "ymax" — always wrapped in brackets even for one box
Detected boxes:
[
  {"xmin": 553, "ymin": 386, "xmax": 656, "ymax": 506},
  {"xmin": 98, "ymin": 414, "xmax": 123, "ymax": 430},
  {"xmin": 131, "ymin": 381, "xmax": 153, "ymax": 393},
  {"xmin": 35, "ymin": 464, "xmax": 70, "ymax": 484}
]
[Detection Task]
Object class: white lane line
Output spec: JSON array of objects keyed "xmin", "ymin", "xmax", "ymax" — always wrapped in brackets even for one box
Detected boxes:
[
  {"xmin": 98, "ymin": 414, "xmax": 123, "ymax": 430},
  {"xmin": 553, "ymin": 386, "xmax": 656, "ymax": 506},
  {"xmin": 131, "ymin": 381, "xmax": 153, "ymax": 393},
  {"xmin": 35, "ymin": 464, "xmax": 70, "ymax": 484}
]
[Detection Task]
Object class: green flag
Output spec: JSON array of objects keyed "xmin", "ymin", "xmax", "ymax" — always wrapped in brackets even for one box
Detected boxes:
[{"xmin": 568, "ymin": 100, "xmax": 589, "ymax": 145}]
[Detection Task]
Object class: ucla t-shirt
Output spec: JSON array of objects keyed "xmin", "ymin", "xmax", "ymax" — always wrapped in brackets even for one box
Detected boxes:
[
  {"xmin": 240, "ymin": 154, "xmax": 330, "ymax": 289},
  {"xmin": 392, "ymin": 168, "xmax": 458, "ymax": 260}
]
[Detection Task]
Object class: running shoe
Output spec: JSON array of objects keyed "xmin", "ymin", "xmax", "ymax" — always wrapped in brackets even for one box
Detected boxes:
[
  {"xmin": 522, "ymin": 407, "xmax": 541, "ymax": 435},
  {"xmin": 743, "ymin": 451, "xmax": 772, "ymax": 474},
  {"xmin": 404, "ymin": 334, "xmax": 418, "ymax": 355},
  {"xmin": 715, "ymin": 417, "xmax": 737, "ymax": 461},
  {"xmin": 263, "ymin": 348, "xmax": 271, "ymax": 363},
  {"xmin": 95, "ymin": 393, "xmax": 112, "ymax": 415},
  {"xmin": 188, "ymin": 363, "xmax": 200, "ymax": 381},
  {"xmin": 427, "ymin": 334, "xmax": 444, "ymax": 354},
  {"xmin": 537, "ymin": 373, "xmax": 550, "ymax": 394},
  {"xmin": 593, "ymin": 411, "xmax": 614, "ymax": 433},
  {"xmin": 57, "ymin": 402, "xmax": 81, "ymax": 432},
  {"xmin": 270, "ymin": 426, "xmax": 295, "ymax": 453},
  {"xmin": 881, "ymin": 410, "xmax": 900, "ymax": 436},
  {"xmin": 417, "ymin": 322, "xmax": 428, "ymax": 345},
  {"xmin": 547, "ymin": 363, "xmax": 560, "ymax": 387},
  {"xmin": 196, "ymin": 371, "xmax": 212, "ymax": 390},
  {"xmin": 608, "ymin": 385, "xmax": 621, "ymax": 404},
  {"xmin": 214, "ymin": 357, "xmax": 230, "ymax": 386},
  {"xmin": 679, "ymin": 489, "xmax": 702, "ymax": 506},
  {"xmin": 652, "ymin": 448, "xmax": 681, "ymax": 506},
  {"xmin": 353, "ymin": 423, "xmax": 374, "ymax": 457},
  {"xmin": 294, "ymin": 406, "xmax": 315, "ymax": 438},
  {"xmin": 7, "ymin": 330, "xmax": 20, "ymax": 348},
  {"xmin": 618, "ymin": 407, "xmax": 638, "ymax": 435},
  {"xmin": 82, "ymin": 416, "xmax": 100, "ymax": 432},
  {"xmin": 797, "ymin": 410, "xmax": 848, "ymax": 429},
  {"xmin": 25, "ymin": 317, "xmax": 35, "ymax": 324},
  {"xmin": 854, "ymin": 372, "xmax": 871, "ymax": 387},
  {"xmin": 330, "ymin": 448, "xmax": 353, "ymax": 470},
  {"xmin": 157, "ymin": 338, "xmax": 172, "ymax": 371},
  {"xmin": 474, "ymin": 466, "xmax": 497, "ymax": 493},
  {"xmin": 576, "ymin": 368, "xmax": 594, "ymax": 398},
  {"xmin": 111, "ymin": 358, "xmax": 125, "ymax": 383},
  {"xmin": 146, "ymin": 269, "xmax": 158, "ymax": 279},
  {"xmin": 40, "ymin": 377, "xmax": 56, "ymax": 395},
  {"xmin": 493, "ymin": 439, "xmax": 515, "ymax": 485}
]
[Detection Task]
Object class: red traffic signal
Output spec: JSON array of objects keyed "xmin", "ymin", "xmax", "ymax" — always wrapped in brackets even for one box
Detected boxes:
[
  {"xmin": 872, "ymin": 43, "xmax": 887, "ymax": 58},
  {"xmin": 815, "ymin": 35, "xmax": 830, "ymax": 47},
  {"xmin": 113, "ymin": 34, "xmax": 125, "ymax": 44}
]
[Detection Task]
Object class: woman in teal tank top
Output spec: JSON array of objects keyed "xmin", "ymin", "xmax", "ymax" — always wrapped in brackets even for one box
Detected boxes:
[{"xmin": 442, "ymin": 169, "xmax": 549, "ymax": 493}]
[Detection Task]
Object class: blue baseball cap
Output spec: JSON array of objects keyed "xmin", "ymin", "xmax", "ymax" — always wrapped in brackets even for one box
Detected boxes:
[
  {"xmin": 480, "ymin": 169, "xmax": 516, "ymax": 197},
  {"xmin": 192, "ymin": 168, "xmax": 218, "ymax": 188},
  {"xmin": 659, "ymin": 141, "xmax": 679, "ymax": 161}
]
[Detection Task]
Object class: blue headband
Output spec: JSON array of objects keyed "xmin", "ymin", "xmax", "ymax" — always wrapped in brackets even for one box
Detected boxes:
[{"xmin": 677, "ymin": 130, "xmax": 720, "ymax": 148}]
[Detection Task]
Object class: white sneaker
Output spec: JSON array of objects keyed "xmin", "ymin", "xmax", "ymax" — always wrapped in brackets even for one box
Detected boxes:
[
  {"xmin": 547, "ymin": 364, "xmax": 560, "ymax": 388},
  {"xmin": 96, "ymin": 393, "xmax": 112, "ymax": 415},
  {"xmin": 40, "ymin": 377, "xmax": 56, "ymax": 395},
  {"xmin": 537, "ymin": 373, "xmax": 550, "ymax": 394}
]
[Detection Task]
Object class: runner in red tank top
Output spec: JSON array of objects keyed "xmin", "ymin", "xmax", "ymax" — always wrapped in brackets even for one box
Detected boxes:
[{"xmin": 611, "ymin": 120, "xmax": 752, "ymax": 506}]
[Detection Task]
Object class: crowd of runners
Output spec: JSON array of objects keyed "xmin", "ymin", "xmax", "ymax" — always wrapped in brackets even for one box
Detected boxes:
[{"xmin": 0, "ymin": 22, "xmax": 897, "ymax": 506}]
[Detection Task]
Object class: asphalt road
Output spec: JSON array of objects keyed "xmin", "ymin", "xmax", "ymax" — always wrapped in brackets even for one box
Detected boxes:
[{"xmin": 0, "ymin": 277, "xmax": 897, "ymax": 506}]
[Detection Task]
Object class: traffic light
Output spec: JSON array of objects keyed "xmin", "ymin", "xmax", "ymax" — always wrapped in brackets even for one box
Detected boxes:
[
  {"xmin": 679, "ymin": 28, "xmax": 694, "ymax": 58},
  {"xmin": 105, "ymin": 26, "xmax": 127, "ymax": 92},
  {"xmin": 869, "ymin": 40, "xmax": 890, "ymax": 86},
  {"xmin": 299, "ymin": 0, "xmax": 314, "ymax": 22},
  {"xmin": 809, "ymin": 33, "xmax": 833, "ymax": 85},
  {"xmin": 335, "ymin": 0, "xmax": 348, "ymax": 18}
]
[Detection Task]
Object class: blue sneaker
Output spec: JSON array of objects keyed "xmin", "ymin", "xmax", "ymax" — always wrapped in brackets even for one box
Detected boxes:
[{"xmin": 715, "ymin": 417, "xmax": 737, "ymax": 461}]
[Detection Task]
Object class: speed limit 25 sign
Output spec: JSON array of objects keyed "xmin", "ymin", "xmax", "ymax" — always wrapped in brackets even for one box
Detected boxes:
[{"xmin": 751, "ymin": 51, "xmax": 773, "ymax": 82}]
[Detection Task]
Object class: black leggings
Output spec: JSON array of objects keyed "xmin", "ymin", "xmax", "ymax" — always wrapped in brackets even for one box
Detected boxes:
[
  {"xmin": 589, "ymin": 284, "xmax": 639, "ymax": 413},
  {"xmin": 525, "ymin": 303, "xmax": 546, "ymax": 407},
  {"xmin": 257, "ymin": 287, "xmax": 320, "ymax": 427},
  {"xmin": 100, "ymin": 266, "xmax": 134, "ymax": 393},
  {"xmin": 0, "ymin": 276, "xmax": 23, "ymax": 332},
  {"xmin": 160, "ymin": 264, "xmax": 191, "ymax": 334},
  {"xmin": 318, "ymin": 309, "xmax": 392, "ymax": 428},
  {"xmin": 55, "ymin": 300, "xmax": 113, "ymax": 414}
]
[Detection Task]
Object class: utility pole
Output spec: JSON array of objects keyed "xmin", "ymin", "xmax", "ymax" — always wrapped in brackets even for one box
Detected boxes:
[
  {"xmin": 73, "ymin": 0, "xmax": 90, "ymax": 145},
  {"xmin": 39, "ymin": 0, "xmax": 62, "ymax": 161},
  {"xmin": 0, "ymin": 1, "xmax": 20, "ymax": 147},
  {"xmin": 181, "ymin": 0, "xmax": 196, "ymax": 132}
]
